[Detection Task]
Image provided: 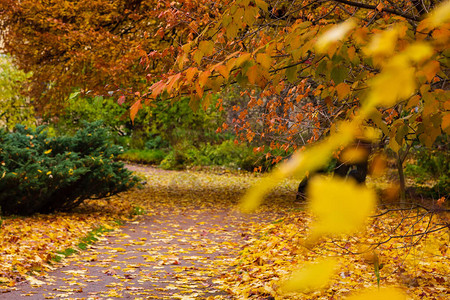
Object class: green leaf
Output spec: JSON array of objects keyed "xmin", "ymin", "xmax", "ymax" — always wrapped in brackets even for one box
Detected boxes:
[
  {"xmin": 331, "ymin": 66, "xmax": 347, "ymax": 84},
  {"xmin": 286, "ymin": 64, "xmax": 298, "ymax": 83},
  {"xmin": 255, "ymin": 0, "xmax": 268, "ymax": 11}
]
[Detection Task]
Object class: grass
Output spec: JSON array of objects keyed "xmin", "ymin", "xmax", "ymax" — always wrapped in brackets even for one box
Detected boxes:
[{"xmin": 118, "ymin": 149, "xmax": 166, "ymax": 165}]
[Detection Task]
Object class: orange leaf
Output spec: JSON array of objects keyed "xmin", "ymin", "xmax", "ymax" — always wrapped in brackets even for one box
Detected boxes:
[
  {"xmin": 198, "ymin": 70, "xmax": 211, "ymax": 87},
  {"xmin": 442, "ymin": 112, "xmax": 450, "ymax": 134},
  {"xmin": 130, "ymin": 99, "xmax": 141, "ymax": 123},
  {"xmin": 215, "ymin": 64, "xmax": 229, "ymax": 79},
  {"xmin": 185, "ymin": 67, "xmax": 198, "ymax": 83},
  {"xmin": 422, "ymin": 60, "xmax": 440, "ymax": 82},
  {"xmin": 347, "ymin": 46, "xmax": 356, "ymax": 62},
  {"xmin": 195, "ymin": 83, "xmax": 204, "ymax": 98},
  {"xmin": 336, "ymin": 83, "xmax": 350, "ymax": 100},
  {"xmin": 166, "ymin": 73, "xmax": 181, "ymax": 93},
  {"xmin": 150, "ymin": 80, "xmax": 166, "ymax": 98},
  {"xmin": 246, "ymin": 65, "xmax": 259, "ymax": 84}
]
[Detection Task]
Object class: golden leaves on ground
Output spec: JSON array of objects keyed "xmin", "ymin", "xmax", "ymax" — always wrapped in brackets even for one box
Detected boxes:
[
  {"xmin": 225, "ymin": 204, "xmax": 449, "ymax": 299},
  {"xmin": 0, "ymin": 198, "xmax": 136, "ymax": 287},
  {"xmin": 1, "ymin": 166, "xmax": 448, "ymax": 299}
]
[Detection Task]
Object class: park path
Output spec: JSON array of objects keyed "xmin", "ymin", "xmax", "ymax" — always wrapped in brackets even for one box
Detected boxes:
[{"xmin": 2, "ymin": 165, "xmax": 296, "ymax": 299}]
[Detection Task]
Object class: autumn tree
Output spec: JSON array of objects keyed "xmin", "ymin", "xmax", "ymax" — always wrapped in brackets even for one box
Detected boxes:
[
  {"xmin": 0, "ymin": 0, "xmax": 222, "ymax": 112},
  {"xmin": 140, "ymin": 0, "xmax": 449, "ymax": 199}
]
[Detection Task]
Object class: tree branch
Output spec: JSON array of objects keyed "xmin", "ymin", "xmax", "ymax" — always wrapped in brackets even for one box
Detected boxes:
[{"xmin": 331, "ymin": 0, "xmax": 420, "ymax": 21}]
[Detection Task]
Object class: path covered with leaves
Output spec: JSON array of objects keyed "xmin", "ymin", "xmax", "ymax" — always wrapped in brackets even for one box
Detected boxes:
[{"xmin": 0, "ymin": 165, "xmax": 297, "ymax": 299}]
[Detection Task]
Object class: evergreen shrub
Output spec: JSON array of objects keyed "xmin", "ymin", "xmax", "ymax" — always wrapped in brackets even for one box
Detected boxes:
[{"xmin": 0, "ymin": 122, "xmax": 138, "ymax": 215}]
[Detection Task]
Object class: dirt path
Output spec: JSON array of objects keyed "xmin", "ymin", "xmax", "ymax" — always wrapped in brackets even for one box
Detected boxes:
[{"xmin": 2, "ymin": 165, "xmax": 296, "ymax": 299}]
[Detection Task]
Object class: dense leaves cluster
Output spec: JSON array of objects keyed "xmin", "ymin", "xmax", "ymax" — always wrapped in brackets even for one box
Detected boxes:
[
  {"xmin": 0, "ymin": 0, "xmax": 222, "ymax": 112},
  {"xmin": 0, "ymin": 122, "xmax": 138, "ymax": 215}
]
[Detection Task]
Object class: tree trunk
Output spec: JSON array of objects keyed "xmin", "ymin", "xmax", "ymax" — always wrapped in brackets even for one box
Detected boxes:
[{"xmin": 397, "ymin": 154, "xmax": 406, "ymax": 204}]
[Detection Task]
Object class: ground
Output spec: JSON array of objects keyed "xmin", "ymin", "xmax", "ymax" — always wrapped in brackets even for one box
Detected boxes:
[
  {"xmin": 0, "ymin": 164, "xmax": 448, "ymax": 299},
  {"xmin": 0, "ymin": 165, "xmax": 296, "ymax": 299}
]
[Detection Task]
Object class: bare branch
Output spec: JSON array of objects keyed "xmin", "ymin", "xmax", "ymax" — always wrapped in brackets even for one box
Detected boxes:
[{"xmin": 331, "ymin": 0, "xmax": 420, "ymax": 21}]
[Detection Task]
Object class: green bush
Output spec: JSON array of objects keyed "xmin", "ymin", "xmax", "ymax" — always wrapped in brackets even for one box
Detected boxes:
[
  {"xmin": 118, "ymin": 149, "xmax": 166, "ymax": 165},
  {"xmin": 159, "ymin": 140, "xmax": 262, "ymax": 171},
  {"xmin": 405, "ymin": 145, "xmax": 450, "ymax": 197},
  {"xmin": 0, "ymin": 122, "xmax": 138, "ymax": 215}
]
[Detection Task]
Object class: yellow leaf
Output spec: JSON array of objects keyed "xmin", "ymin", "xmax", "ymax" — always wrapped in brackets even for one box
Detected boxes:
[
  {"xmin": 340, "ymin": 146, "xmax": 369, "ymax": 164},
  {"xmin": 429, "ymin": 0, "xmax": 450, "ymax": 26},
  {"xmin": 406, "ymin": 95, "xmax": 421, "ymax": 110},
  {"xmin": 364, "ymin": 27, "xmax": 398, "ymax": 57},
  {"xmin": 25, "ymin": 276, "xmax": 45, "ymax": 287},
  {"xmin": 46, "ymin": 171, "xmax": 52, "ymax": 175},
  {"xmin": 346, "ymin": 287, "xmax": 406, "ymax": 300},
  {"xmin": 369, "ymin": 154, "xmax": 387, "ymax": 177},
  {"xmin": 255, "ymin": 0, "xmax": 268, "ymax": 11},
  {"xmin": 280, "ymin": 258, "xmax": 338, "ymax": 293},
  {"xmin": 193, "ymin": 49, "xmax": 204, "ymax": 65},
  {"xmin": 404, "ymin": 42, "xmax": 433, "ymax": 62},
  {"xmin": 44, "ymin": 149, "xmax": 52, "ymax": 154},
  {"xmin": 255, "ymin": 53, "xmax": 272, "ymax": 70},
  {"xmin": 198, "ymin": 40, "xmax": 214, "ymax": 56},
  {"xmin": 308, "ymin": 176, "xmax": 376, "ymax": 236},
  {"xmin": 315, "ymin": 19, "xmax": 356, "ymax": 53},
  {"xmin": 240, "ymin": 128, "xmax": 355, "ymax": 213},
  {"xmin": 235, "ymin": 53, "xmax": 251, "ymax": 67},
  {"xmin": 367, "ymin": 58, "xmax": 416, "ymax": 107}
]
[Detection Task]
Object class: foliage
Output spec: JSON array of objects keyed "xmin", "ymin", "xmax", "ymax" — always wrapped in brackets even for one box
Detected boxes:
[
  {"xmin": 0, "ymin": 0, "xmax": 220, "ymax": 111},
  {"xmin": 3, "ymin": 167, "xmax": 448, "ymax": 297},
  {"xmin": 51, "ymin": 92, "xmax": 128, "ymax": 137},
  {"xmin": 0, "ymin": 122, "xmax": 138, "ymax": 215},
  {"xmin": 177, "ymin": 2, "xmax": 450, "ymax": 299},
  {"xmin": 143, "ymin": 96, "xmax": 226, "ymax": 147},
  {"xmin": 405, "ymin": 140, "xmax": 450, "ymax": 196},
  {"xmin": 159, "ymin": 140, "xmax": 260, "ymax": 171},
  {"xmin": 0, "ymin": 195, "xmax": 138, "ymax": 286},
  {"xmin": 118, "ymin": 149, "xmax": 166, "ymax": 165},
  {"xmin": 137, "ymin": 0, "xmax": 449, "ymax": 195},
  {"xmin": 0, "ymin": 54, "xmax": 35, "ymax": 130}
]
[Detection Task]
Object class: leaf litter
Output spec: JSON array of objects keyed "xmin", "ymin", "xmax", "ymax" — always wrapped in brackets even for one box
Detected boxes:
[{"xmin": 0, "ymin": 164, "xmax": 448, "ymax": 299}]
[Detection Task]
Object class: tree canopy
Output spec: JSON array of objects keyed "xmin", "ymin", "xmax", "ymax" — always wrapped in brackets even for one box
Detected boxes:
[
  {"xmin": 0, "ymin": 0, "xmax": 219, "ymax": 111},
  {"xmin": 140, "ymin": 0, "xmax": 448, "ymax": 154}
]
